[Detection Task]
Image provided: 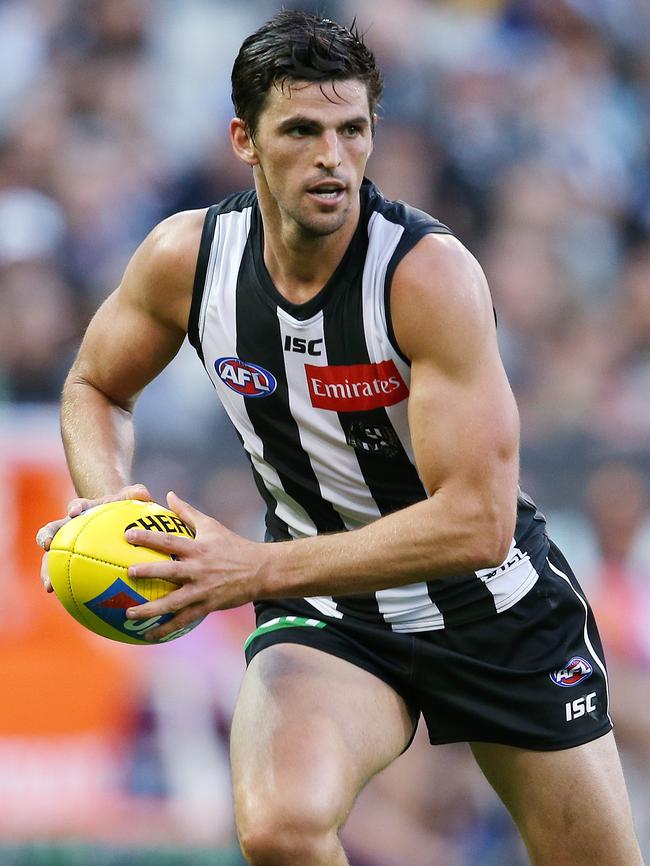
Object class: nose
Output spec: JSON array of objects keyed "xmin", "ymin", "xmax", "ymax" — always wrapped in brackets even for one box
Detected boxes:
[{"xmin": 315, "ymin": 130, "xmax": 341, "ymax": 169}]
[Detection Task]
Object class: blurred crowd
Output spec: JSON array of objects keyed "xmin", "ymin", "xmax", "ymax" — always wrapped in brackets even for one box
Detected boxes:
[{"xmin": 0, "ymin": 0, "xmax": 649, "ymax": 864}]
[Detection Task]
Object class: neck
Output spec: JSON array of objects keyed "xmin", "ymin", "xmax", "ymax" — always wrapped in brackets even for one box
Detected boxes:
[{"xmin": 256, "ymin": 183, "xmax": 361, "ymax": 306}]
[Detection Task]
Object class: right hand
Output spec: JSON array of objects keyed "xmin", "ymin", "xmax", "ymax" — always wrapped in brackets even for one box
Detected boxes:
[{"xmin": 36, "ymin": 483, "xmax": 153, "ymax": 592}]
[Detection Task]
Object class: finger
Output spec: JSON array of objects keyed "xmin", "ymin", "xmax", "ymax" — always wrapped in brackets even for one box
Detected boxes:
[
  {"xmin": 125, "ymin": 584, "xmax": 195, "ymax": 622},
  {"xmin": 68, "ymin": 484, "xmax": 152, "ymax": 520},
  {"xmin": 40, "ymin": 553, "xmax": 54, "ymax": 593},
  {"xmin": 127, "ymin": 557, "xmax": 189, "ymax": 583},
  {"xmin": 125, "ymin": 527, "xmax": 195, "ymax": 557},
  {"xmin": 166, "ymin": 490, "xmax": 208, "ymax": 534},
  {"xmin": 141, "ymin": 602, "xmax": 206, "ymax": 642},
  {"xmin": 36, "ymin": 517, "xmax": 69, "ymax": 550},
  {"xmin": 36, "ymin": 524, "xmax": 54, "ymax": 550},
  {"xmin": 67, "ymin": 498, "xmax": 93, "ymax": 518},
  {"xmin": 123, "ymin": 483, "xmax": 152, "ymax": 502}
]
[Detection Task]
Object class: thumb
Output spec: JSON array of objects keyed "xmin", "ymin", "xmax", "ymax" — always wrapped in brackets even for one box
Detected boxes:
[{"xmin": 166, "ymin": 490, "xmax": 206, "ymax": 534}]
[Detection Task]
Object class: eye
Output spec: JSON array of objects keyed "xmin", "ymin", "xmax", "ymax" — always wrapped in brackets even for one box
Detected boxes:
[
  {"xmin": 343, "ymin": 125, "xmax": 362, "ymax": 137},
  {"xmin": 288, "ymin": 125, "xmax": 313, "ymax": 137}
]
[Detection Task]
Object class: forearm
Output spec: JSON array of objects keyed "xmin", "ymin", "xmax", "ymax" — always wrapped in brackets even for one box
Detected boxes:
[
  {"xmin": 61, "ymin": 376, "xmax": 135, "ymax": 498},
  {"xmin": 259, "ymin": 487, "xmax": 515, "ymax": 599}
]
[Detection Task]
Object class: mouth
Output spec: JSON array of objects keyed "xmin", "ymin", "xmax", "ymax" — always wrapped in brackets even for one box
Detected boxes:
[{"xmin": 306, "ymin": 181, "xmax": 347, "ymax": 204}]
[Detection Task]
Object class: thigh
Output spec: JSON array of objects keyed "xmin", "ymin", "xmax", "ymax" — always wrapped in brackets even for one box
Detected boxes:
[
  {"xmin": 471, "ymin": 732, "xmax": 644, "ymax": 866},
  {"xmin": 231, "ymin": 642, "xmax": 416, "ymax": 832}
]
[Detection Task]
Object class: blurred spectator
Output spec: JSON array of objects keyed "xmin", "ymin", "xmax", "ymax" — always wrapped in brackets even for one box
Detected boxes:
[
  {"xmin": 584, "ymin": 461, "xmax": 650, "ymax": 666},
  {"xmin": 0, "ymin": 0, "xmax": 648, "ymax": 469},
  {"xmin": 0, "ymin": 0, "xmax": 649, "ymax": 861},
  {"xmin": 580, "ymin": 462, "xmax": 650, "ymax": 852},
  {"xmin": 342, "ymin": 730, "xmax": 526, "ymax": 866}
]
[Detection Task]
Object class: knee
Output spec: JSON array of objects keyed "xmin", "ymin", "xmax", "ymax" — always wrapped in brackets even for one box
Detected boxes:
[
  {"xmin": 239, "ymin": 827, "xmax": 336, "ymax": 866},
  {"xmin": 237, "ymin": 792, "xmax": 340, "ymax": 866}
]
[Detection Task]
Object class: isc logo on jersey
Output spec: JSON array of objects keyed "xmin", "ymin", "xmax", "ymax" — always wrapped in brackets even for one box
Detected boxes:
[
  {"xmin": 550, "ymin": 656, "xmax": 593, "ymax": 687},
  {"xmin": 216, "ymin": 357, "xmax": 277, "ymax": 398}
]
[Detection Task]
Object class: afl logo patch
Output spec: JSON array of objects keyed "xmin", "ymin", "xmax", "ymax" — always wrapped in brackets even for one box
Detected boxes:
[
  {"xmin": 550, "ymin": 657, "xmax": 593, "ymax": 687},
  {"xmin": 215, "ymin": 357, "xmax": 277, "ymax": 398}
]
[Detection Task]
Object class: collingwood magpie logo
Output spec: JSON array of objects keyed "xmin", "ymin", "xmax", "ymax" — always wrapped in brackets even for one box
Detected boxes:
[{"xmin": 345, "ymin": 422, "xmax": 401, "ymax": 457}]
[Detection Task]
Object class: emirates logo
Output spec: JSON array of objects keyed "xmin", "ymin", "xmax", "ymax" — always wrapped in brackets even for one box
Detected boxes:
[{"xmin": 305, "ymin": 360, "xmax": 409, "ymax": 412}]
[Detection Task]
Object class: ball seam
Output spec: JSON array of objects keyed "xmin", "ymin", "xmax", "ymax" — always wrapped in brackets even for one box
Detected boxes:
[
  {"xmin": 65, "ymin": 501, "xmax": 170, "ymax": 628},
  {"xmin": 66, "ymin": 502, "xmax": 133, "ymax": 623},
  {"xmin": 67, "ymin": 551, "xmax": 175, "ymax": 595},
  {"xmin": 57, "ymin": 501, "xmax": 175, "ymax": 642},
  {"xmin": 70, "ymin": 499, "xmax": 151, "ymax": 553},
  {"xmin": 65, "ymin": 548, "xmax": 101, "ymax": 631}
]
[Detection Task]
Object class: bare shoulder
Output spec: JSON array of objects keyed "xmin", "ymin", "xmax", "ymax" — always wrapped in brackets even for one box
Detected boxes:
[
  {"xmin": 391, "ymin": 233, "xmax": 496, "ymax": 369},
  {"xmin": 142, "ymin": 207, "xmax": 208, "ymax": 273},
  {"xmin": 122, "ymin": 208, "xmax": 208, "ymax": 329}
]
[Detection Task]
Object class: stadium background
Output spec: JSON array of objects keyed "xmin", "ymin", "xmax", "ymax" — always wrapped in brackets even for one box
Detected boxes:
[{"xmin": 0, "ymin": 0, "xmax": 648, "ymax": 864}]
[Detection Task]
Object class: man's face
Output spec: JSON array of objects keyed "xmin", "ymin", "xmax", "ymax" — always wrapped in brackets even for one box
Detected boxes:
[{"xmin": 243, "ymin": 78, "xmax": 374, "ymax": 239}]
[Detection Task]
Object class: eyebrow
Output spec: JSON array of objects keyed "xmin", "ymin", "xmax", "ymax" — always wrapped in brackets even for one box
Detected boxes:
[{"xmin": 277, "ymin": 114, "xmax": 370, "ymax": 132}]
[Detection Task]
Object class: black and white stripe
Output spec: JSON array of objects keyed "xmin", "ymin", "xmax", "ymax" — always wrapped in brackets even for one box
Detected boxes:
[{"xmin": 188, "ymin": 180, "xmax": 550, "ymax": 632}]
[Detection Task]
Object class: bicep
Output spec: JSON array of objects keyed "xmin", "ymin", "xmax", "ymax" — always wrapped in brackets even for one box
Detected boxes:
[
  {"xmin": 408, "ymin": 343, "xmax": 519, "ymax": 499},
  {"xmin": 69, "ymin": 286, "xmax": 186, "ymax": 410},
  {"xmin": 66, "ymin": 213, "xmax": 202, "ymax": 409},
  {"xmin": 393, "ymin": 234, "xmax": 520, "ymax": 500}
]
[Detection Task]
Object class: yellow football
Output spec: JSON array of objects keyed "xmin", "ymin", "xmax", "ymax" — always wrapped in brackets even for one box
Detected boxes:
[{"xmin": 47, "ymin": 499, "xmax": 202, "ymax": 644}]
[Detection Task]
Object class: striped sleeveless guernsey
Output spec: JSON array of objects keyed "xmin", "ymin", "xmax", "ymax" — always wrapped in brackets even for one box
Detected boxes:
[{"xmin": 188, "ymin": 178, "xmax": 550, "ymax": 632}]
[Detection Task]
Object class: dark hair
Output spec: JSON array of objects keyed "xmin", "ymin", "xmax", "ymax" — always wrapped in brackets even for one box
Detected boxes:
[{"xmin": 231, "ymin": 10, "xmax": 383, "ymax": 135}]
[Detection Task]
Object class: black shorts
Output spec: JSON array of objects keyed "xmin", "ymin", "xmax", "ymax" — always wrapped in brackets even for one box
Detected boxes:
[{"xmin": 245, "ymin": 541, "xmax": 612, "ymax": 751}]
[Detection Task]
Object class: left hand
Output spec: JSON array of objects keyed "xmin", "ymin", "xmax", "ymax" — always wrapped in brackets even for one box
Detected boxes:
[{"xmin": 124, "ymin": 490, "xmax": 262, "ymax": 640}]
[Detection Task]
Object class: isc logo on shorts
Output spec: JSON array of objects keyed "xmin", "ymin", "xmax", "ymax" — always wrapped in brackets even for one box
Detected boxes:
[
  {"xmin": 550, "ymin": 656, "xmax": 593, "ymax": 687},
  {"xmin": 215, "ymin": 357, "xmax": 277, "ymax": 398},
  {"xmin": 565, "ymin": 691, "xmax": 597, "ymax": 722}
]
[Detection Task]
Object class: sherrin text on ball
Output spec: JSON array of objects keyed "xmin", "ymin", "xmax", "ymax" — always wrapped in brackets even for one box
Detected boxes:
[{"xmin": 47, "ymin": 499, "xmax": 203, "ymax": 644}]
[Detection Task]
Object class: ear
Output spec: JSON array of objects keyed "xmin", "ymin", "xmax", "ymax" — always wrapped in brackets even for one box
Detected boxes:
[
  {"xmin": 230, "ymin": 118, "xmax": 259, "ymax": 166},
  {"xmin": 370, "ymin": 112, "xmax": 379, "ymax": 151}
]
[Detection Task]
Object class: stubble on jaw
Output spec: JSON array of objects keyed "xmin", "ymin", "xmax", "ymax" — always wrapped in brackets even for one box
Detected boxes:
[
  {"xmin": 292, "ymin": 207, "xmax": 353, "ymax": 241},
  {"xmin": 261, "ymin": 180, "xmax": 357, "ymax": 246}
]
